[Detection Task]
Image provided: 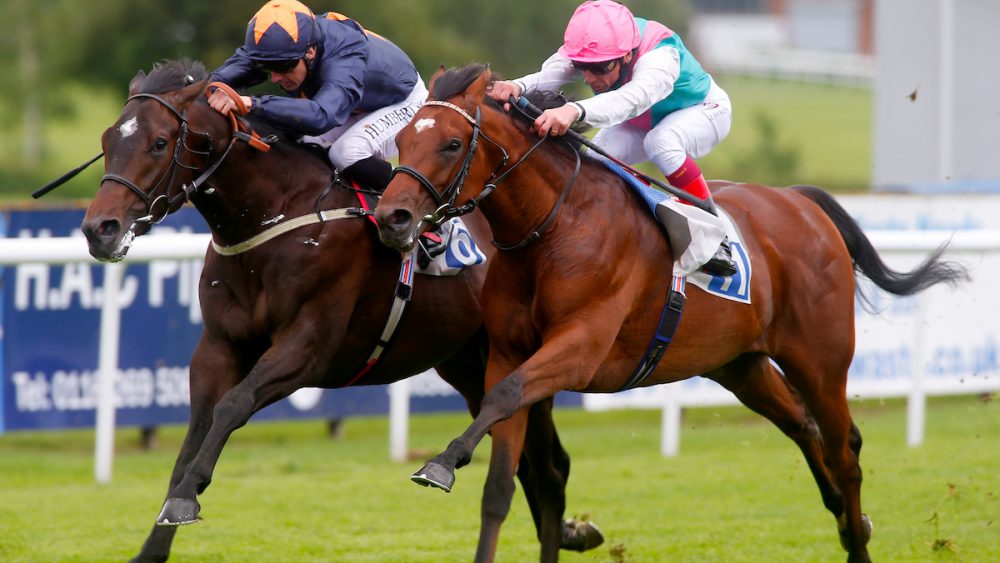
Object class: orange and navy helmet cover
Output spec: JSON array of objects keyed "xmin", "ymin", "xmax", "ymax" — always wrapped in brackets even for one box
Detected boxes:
[{"xmin": 241, "ymin": 0, "xmax": 317, "ymax": 61}]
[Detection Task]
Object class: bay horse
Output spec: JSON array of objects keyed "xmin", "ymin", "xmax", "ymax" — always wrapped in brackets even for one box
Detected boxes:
[
  {"xmin": 80, "ymin": 59, "xmax": 604, "ymax": 562},
  {"xmin": 373, "ymin": 64, "xmax": 969, "ymax": 563}
]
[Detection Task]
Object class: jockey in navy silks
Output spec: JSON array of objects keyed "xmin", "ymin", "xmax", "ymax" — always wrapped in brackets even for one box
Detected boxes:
[{"xmin": 208, "ymin": 0, "xmax": 426, "ymax": 192}]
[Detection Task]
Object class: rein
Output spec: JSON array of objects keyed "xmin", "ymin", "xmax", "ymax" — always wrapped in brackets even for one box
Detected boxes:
[{"xmin": 392, "ymin": 100, "xmax": 582, "ymax": 250}]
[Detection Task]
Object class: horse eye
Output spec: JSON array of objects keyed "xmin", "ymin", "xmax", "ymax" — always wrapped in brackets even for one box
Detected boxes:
[
  {"xmin": 444, "ymin": 139, "xmax": 462, "ymax": 152},
  {"xmin": 152, "ymin": 138, "xmax": 169, "ymax": 153}
]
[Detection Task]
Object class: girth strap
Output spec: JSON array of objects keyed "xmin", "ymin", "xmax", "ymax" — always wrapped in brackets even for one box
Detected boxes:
[
  {"xmin": 211, "ymin": 207, "xmax": 368, "ymax": 255},
  {"xmin": 342, "ymin": 250, "xmax": 416, "ymax": 386},
  {"xmin": 619, "ymin": 276, "xmax": 687, "ymax": 391}
]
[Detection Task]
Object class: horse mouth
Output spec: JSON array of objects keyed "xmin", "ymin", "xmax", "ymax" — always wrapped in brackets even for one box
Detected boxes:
[
  {"xmin": 377, "ymin": 227, "xmax": 417, "ymax": 252},
  {"xmin": 82, "ymin": 218, "xmax": 144, "ymax": 262},
  {"xmin": 374, "ymin": 207, "xmax": 422, "ymax": 252}
]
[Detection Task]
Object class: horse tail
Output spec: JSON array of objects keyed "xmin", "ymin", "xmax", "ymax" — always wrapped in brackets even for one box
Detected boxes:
[{"xmin": 791, "ymin": 185, "xmax": 970, "ymax": 299}]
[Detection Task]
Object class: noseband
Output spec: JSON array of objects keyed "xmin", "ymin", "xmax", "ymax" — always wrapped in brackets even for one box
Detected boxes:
[{"xmin": 101, "ymin": 93, "xmax": 235, "ymax": 225}]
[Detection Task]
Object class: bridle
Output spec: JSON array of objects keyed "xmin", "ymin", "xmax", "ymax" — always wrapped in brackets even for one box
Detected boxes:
[
  {"xmin": 390, "ymin": 102, "xmax": 510, "ymax": 225},
  {"xmin": 390, "ymin": 100, "xmax": 581, "ymax": 250},
  {"xmin": 101, "ymin": 85, "xmax": 259, "ymax": 228}
]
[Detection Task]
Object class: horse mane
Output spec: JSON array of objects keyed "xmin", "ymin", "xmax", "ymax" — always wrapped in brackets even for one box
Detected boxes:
[
  {"xmin": 137, "ymin": 58, "xmax": 207, "ymax": 94},
  {"xmin": 428, "ymin": 63, "xmax": 592, "ymax": 160}
]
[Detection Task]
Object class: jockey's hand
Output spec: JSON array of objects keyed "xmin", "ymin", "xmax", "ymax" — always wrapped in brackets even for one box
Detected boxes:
[
  {"xmin": 533, "ymin": 104, "xmax": 582, "ymax": 137},
  {"xmin": 488, "ymin": 80, "xmax": 522, "ymax": 112},
  {"xmin": 208, "ymin": 88, "xmax": 253, "ymax": 116}
]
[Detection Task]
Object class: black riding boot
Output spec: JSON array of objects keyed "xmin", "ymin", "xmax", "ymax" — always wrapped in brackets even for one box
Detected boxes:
[
  {"xmin": 342, "ymin": 156, "xmax": 392, "ymax": 192},
  {"xmin": 699, "ymin": 194, "xmax": 738, "ymax": 277}
]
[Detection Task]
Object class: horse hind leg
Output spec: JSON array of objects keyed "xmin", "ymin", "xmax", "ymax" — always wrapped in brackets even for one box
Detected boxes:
[
  {"xmin": 708, "ymin": 354, "xmax": 846, "ymax": 518},
  {"xmin": 773, "ymin": 350, "xmax": 873, "ymax": 562}
]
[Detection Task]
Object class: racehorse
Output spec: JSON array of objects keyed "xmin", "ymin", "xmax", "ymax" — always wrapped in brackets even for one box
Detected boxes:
[
  {"xmin": 80, "ymin": 59, "xmax": 604, "ymax": 562},
  {"xmin": 373, "ymin": 64, "xmax": 969, "ymax": 563}
]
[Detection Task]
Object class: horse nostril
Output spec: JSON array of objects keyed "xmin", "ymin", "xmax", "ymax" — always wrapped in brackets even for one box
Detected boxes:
[
  {"xmin": 97, "ymin": 219, "xmax": 120, "ymax": 239},
  {"xmin": 388, "ymin": 209, "xmax": 413, "ymax": 229},
  {"xmin": 83, "ymin": 218, "xmax": 121, "ymax": 244}
]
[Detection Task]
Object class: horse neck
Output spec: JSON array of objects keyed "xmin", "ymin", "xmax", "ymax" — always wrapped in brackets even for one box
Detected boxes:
[
  {"xmin": 189, "ymin": 116, "xmax": 341, "ymax": 245},
  {"xmin": 477, "ymin": 111, "xmax": 585, "ymax": 243}
]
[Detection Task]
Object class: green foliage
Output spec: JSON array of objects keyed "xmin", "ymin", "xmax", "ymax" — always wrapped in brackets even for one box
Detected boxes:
[
  {"xmin": 0, "ymin": 396, "xmax": 997, "ymax": 561},
  {"xmin": 0, "ymin": 1, "xmax": 873, "ymax": 201},
  {"xmin": 727, "ymin": 111, "xmax": 803, "ymax": 187},
  {"xmin": 700, "ymin": 75, "xmax": 873, "ymax": 192}
]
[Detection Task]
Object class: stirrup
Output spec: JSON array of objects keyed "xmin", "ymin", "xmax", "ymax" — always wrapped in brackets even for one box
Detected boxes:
[
  {"xmin": 417, "ymin": 230, "xmax": 447, "ymax": 269},
  {"xmin": 699, "ymin": 238, "xmax": 737, "ymax": 277}
]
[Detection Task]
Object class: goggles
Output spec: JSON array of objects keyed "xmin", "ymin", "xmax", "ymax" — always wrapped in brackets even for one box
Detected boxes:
[
  {"xmin": 571, "ymin": 58, "xmax": 620, "ymax": 76},
  {"xmin": 253, "ymin": 58, "xmax": 301, "ymax": 74}
]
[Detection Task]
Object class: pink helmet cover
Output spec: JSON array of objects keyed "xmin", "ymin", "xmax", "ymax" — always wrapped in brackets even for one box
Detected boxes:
[{"xmin": 558, "ymin": 0, "xmax": 641, "ymax": 62}]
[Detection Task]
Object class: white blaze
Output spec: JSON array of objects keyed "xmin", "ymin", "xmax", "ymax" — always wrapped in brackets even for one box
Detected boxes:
[
  {"xmin": 118, "ymin": 117, "xmax": 138, "ymax": 138},
  {"xmin": 414, "ymin": 118, "xmax": 435, "ymax": 133}
]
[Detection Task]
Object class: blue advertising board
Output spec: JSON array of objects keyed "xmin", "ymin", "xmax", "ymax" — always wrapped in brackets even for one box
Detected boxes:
[{"xmin": 1, "ymin": 208, "xmax": 579, "ymax": 433}]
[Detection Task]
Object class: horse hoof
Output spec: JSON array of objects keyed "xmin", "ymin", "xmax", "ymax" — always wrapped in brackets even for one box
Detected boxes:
[
  {"xmin": 561, "ymin": 518, "xmax": 605, "ymax": 552},
  {"xmin": 155, "ymin": 497, "xmax": 201, "ymax": 526},
  {"xmin": 410, "ymin": 461, "xmax": 454, "ymax": 493},
  {"xmin": 839, "ymin": 513, "xmax": 873, "ymax": 550}
]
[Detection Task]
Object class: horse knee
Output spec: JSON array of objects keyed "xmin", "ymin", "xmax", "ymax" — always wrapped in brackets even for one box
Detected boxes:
[
  {"xmin": 211, "ymin": 390, "xmax": 255, "ymax": 427},
  {"xmin": 482, "ymin": 471, "xmax": 517, "ymax": 522},
  {"xmin": 482, "ymin": 375, "xmax": 525, "ymax": 419}
]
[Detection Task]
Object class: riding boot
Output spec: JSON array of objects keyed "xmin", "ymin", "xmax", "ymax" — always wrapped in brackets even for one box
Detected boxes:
[
  {"xmin": 341, "ymin": 156, "xmax": 393, "ymax": 193},
  {"xmin": 667, "ymin": 161, "xmax": 737, "ymax": 277}
]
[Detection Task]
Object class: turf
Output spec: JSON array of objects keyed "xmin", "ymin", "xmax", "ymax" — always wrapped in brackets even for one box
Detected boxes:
[{"xmin": 0, "ymin": 394, "xmax": 996, "ymax": 562}]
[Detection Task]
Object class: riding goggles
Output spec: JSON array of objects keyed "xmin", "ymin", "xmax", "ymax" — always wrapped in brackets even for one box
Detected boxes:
[
  {"xmin": 571, "ymin": 58, "xmax": 620, "ymax": 76},
  {"xmin": 253, "ymin": 58, "xmax": 301, "ymax": 74}
]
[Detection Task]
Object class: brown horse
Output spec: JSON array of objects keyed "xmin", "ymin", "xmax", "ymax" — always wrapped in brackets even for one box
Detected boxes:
[
  {"xmin": 373, "ymin": 64, "xmax": 969, "ymax": 563},
  {"xmin": 80, "ymin": 60, "xmax": 604, "ymax": 562}
]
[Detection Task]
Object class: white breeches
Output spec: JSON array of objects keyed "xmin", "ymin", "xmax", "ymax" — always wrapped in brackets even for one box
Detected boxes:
[
  {"xmin": 591, "ymin": 81, "xmax": 732, "ymax": 176},
  {"xmin": 301, "ymin": 77, "xmax": 429, "ymax": 169}
]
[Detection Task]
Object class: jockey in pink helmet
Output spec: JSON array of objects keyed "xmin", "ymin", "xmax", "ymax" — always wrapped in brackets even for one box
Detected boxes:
[{"xmin": 490, "ymin": 0, "xmax": 735, "ymax": 276}]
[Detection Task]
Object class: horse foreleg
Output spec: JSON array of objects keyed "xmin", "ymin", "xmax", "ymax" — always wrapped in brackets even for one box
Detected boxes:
[
  {"xmin": 412, "ymin": 321, "xmax": 612, "ymax": 492},
  {"xmin": 159, "ymin": 341, "xmax": 323, "ymax": 527},
  {"xmin": 474, "ymin": 406, "xmax": 529, "ymax": 563},
  {"xmin": 132, "ymin": 339, "xmax": 241, "ymax": 562}
]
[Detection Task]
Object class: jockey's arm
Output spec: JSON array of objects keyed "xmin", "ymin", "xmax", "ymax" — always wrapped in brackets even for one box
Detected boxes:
[{"xmin": 512, "ymin": 53, "xmax": 579, "ymax": 97}]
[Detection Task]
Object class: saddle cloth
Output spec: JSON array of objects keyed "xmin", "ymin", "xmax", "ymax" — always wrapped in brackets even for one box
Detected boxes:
[
  {"xmin": 415, "ymin": 217, "xmax": 488, "ymax": 276},
  {"xmin": 355, "ymin": 190, "xmax": 487, "ymax": 277},
  {"xmin": 601, "ymin": 160, "xmax": 752, "ymax": 304}
]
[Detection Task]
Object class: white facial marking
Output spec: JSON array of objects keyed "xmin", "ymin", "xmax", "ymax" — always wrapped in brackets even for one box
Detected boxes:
[
  {"xmin": 414, "ymin": 118, "xmax": 435, "ymax": 133},
  {"xmin": 118, "ymin": 117, "xmax": 139, "ymax": 138}
]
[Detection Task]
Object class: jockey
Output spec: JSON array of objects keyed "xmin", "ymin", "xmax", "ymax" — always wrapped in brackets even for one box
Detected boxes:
[
  {"xmin": 489, "ymin": 0, "xmax": 736, "ymax": 276},
  {"xmin": 208, "ymin": 0, "xmax": 426, "ymax": 192}
]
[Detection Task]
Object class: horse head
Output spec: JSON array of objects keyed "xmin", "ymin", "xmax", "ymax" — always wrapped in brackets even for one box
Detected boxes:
[
  {"xmin": 375, "ymin": 64, "xmax": 513, "ymax": 251},
  {"xmin": 81, "ymin": 60, "xmax": 227, "ymax": 261}
]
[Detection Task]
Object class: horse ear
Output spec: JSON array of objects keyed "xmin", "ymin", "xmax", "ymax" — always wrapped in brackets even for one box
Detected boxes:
[
  {"xmin": 462, "ymin": 68, "xmax": 491, "ymax": 108},
  {"xmin": 127, "ymin": 70, "xmax": 147, "ymax": 97},
  {"xmin": 427, "ymin": 65, "xmax": 447, "ymax": 98},
  {"xmin": 174, "ymin": 77, "xmax": 210, "ymax": 109}
]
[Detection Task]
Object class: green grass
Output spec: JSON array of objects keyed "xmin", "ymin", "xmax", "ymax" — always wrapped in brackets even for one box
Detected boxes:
[
  {"xmin": 0, "ymin": 76, "xmax": 871, "ymax": 203},
  {"xmin": 1, "ymin": 395, "xmax": 996, "ymax": 562}
]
